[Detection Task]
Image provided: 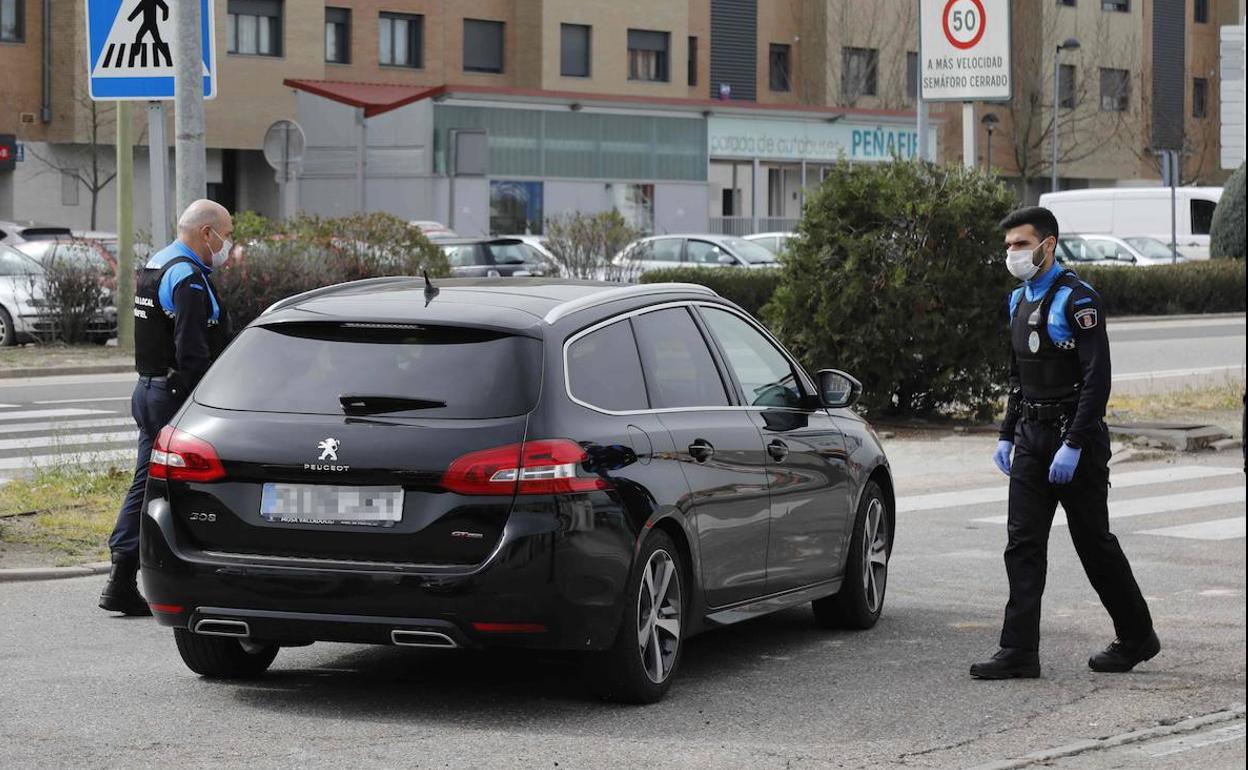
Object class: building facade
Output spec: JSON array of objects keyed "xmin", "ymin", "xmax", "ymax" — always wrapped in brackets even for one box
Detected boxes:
[{"xmin": 0, "ymin": 0, "xmax": 1237, "ymax": 235}]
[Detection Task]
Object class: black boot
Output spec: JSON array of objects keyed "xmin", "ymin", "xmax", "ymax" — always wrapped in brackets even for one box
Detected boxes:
[
  {"xmin": 1088, "ymin": 631, "xmax": 1161, "ymax": 673},
  {"xmin": 98, "ymin": 553, "xmax": 151, "ymax": 616},
  {"xmin": 970, "ymin": 648, "xmax": 1041, "ymax": 679}
]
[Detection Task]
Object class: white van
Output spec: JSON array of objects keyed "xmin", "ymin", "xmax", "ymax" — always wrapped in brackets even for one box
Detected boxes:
[{"xmin": 1038, "ymin": 187, "xmax": 1222, "ymax": 259}]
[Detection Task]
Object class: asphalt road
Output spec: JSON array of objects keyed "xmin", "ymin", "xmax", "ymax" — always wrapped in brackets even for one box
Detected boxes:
[
  {"xmin": 1110, "ymin": 315, "xmax": 1245, "ymax": 395},
  {"xmin": 1, "ymin": 450, "xmax": 1243, "ymax": 769}
]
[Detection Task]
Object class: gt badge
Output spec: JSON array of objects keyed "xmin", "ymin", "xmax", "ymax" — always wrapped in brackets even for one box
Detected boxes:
[
  {"xmin": 1028, "ymin": 331, "xmax": 1041, "ymax": 353},
  {"xmin": 317, "ymin": 438, "xmax": 340, "ymax": 461},
  {"xmin": 1074, "ymin": 308, "xmax": 1098, "ymax": 330}
]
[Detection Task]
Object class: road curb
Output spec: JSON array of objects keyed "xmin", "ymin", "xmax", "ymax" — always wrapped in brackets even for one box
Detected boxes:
[
  {"xmin": 1112, "ymin": 311, "xmax": 1245, "ymax": 324},
  {"xmin": 0, "ymin": 364, "xmax": 133, "ymax": 380},
  {"xmin": 966, "ymin": 705, "xmax": 1246, "ymax": 770},
  {"xmin": 0, "ymin": 561, "xmax": 111, "ymax": 583}
]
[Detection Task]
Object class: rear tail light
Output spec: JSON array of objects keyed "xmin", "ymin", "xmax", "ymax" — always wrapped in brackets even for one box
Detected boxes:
[
  {"xmin": 442, "ymin": 439, "xmax": 610, "ymax": 496},
  {"xmin": 150, "ymin": 426, "xmax": 226, "ymax": 482}
]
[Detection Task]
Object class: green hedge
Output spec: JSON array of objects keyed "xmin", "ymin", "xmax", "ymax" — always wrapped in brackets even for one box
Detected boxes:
[
  {"xmin": 643, "ymin": 260, "xmax": 1245, "ymax": 321},
  {"xmin": 1210, "ymin": 161, "xmax": 1245, "ymax": 260}
]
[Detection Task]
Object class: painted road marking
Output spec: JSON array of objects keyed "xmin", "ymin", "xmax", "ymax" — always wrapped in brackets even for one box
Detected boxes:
[
  {"xmin": 0, "ymin": 404, "xmax": 18, "ymax": 408},
  {"xmin": 0, "ymin": 408, "xmax": 113, "ymax": 422},
  {"xmin": 1147, "ymin": 722, "xmax": 1246, "ymax": 757},
  {"xmin": 1138, "ymin": 516, "xmax": 1246, "ymax": 541},
  {"xmin": 0, "ymin": 448, "xmax": 134, "ymax": 474},
  {"xmin": 973, "ymin": 486, "xmax": 1246, "ymax": 526},
  {"xmin": 32, "ymin": 396, "xmax": 133, "ymax": 405},
  {"xmin": 897, "ymin": 465, "xmax": 1242, "ymax": 513},
  {"xmin": 1113, "ymin": 364, "xmax": 1245, "ymax": 382},
  {"xmin": 0, "ymin": 417, "xmax": 134, "ymax": 436},
  {"xmin": 0, "ymin": 430, "xmax": 138, "ymax": 453}
]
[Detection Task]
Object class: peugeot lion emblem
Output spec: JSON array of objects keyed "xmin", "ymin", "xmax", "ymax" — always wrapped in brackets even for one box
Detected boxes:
[{"xmin": 317, "ymin": 438, "xmax": 340, "ymax": 461}]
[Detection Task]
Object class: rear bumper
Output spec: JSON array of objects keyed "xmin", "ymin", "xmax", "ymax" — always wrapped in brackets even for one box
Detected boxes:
[{"xmin": 140, "ymin": 493, "xmax": 636, "ymax": 652}]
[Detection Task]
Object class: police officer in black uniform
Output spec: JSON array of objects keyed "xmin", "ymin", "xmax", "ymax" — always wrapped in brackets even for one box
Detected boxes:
[
  {"xmin": 99, "ymin": 199, "xmax": 234, "ymax": 615},
  {"xmin": 971, "ymin": 206, "xmax": 1159, "ymax": 679}
]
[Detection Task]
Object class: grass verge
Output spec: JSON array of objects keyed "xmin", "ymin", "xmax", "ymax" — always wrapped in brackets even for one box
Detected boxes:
[
  {"xmin": 0, "ymin": 467, "xmax": 129, "ymax": 567},
  {"xmin": 1107, "ymin": 383, "xmax": 1245, "ymax": 437},
  {"xmin": 0, "ymin": 343, "xmax": 128, "ymax": 372}
]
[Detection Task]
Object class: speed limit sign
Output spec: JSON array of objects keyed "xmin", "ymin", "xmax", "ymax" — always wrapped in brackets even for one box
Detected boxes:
[{"xmin": 920, "ymin": 0, "xmax": 1011, "ymax": 101}]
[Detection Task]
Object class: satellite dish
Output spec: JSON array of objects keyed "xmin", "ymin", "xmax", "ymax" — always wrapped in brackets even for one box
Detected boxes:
[{"xmin": 263, "ymin": 120, "xmax": 306, "ymax": 183}]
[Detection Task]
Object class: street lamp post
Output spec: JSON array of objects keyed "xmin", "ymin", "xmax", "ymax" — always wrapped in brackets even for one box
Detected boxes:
[
  {"xmin": 981, "ymin": 113, "xmax": 1000, "ymax": 173},
  {"xmin": 1051, "ymin": 38, "xmax": 1081, "ymax": 193}
]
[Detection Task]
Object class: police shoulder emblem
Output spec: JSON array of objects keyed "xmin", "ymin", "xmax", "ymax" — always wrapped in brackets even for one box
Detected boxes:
[
  {"xmin": 1028, "ymin": 330, "xmax": 1041, "ymax": 353},
  {"xmin": 1074, "ymin": 308, "xmax": 1098, "ymax": 330}
]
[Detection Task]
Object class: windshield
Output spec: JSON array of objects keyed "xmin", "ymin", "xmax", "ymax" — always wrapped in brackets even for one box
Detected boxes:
[
  {"xmin": 18, "ymin": 241, "xmax": 110, "ymax": 270},
  {"xmin": 0, "ymin": 245, "xmax": 44, "ymax": 276},
  {"xmin": 722, "ymin": 237, "xmax": 778, "ymax": 264},
  {"xmin": 485, "ymin": 242, "xmax": 532, "ymax": 264},
  {"xmin": 195, "ymin": 323, "xmax": 543, "ymax": 418},
  {"xmin": 441, "ymin": 244, "xmax": 485, "ymax": 267},
  {"xmin": 1123, "ymin": 237, "xmax": 1177, "ymax": 259}
]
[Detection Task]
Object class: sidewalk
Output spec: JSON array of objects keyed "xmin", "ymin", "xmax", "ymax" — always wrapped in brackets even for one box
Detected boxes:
[{"xmin": 0, "ymin": 344, "xmax": 130, "ymax": 380}]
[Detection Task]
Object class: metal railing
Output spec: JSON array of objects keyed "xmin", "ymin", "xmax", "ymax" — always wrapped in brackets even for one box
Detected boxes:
[{"xmin": 707, "ymin": 217, "xmax": 800, "ymax": 236}]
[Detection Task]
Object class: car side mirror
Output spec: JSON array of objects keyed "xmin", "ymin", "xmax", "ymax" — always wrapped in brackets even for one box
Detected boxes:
[
  {"xmin": 816, "ymin": 369, "xmax": 862, "ymax": 409},
  {"xmin": 717, "ymin": 252, "xmax": 737, "ymax": 266}
]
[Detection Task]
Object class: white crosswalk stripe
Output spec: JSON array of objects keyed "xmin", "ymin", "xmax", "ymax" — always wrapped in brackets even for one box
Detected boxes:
[
  {"xmin": 0, "ymin": 417, "xmax": 135, "ymax": 436},
  {"xmin": 0, "ymin": 449, "xmax": 134, "ymax": 473},
  {"xmin": 0, "ymin": 430, "xmax": 138, "ymax": 453},
  {"xmin": 33, "ymin": 396, "xmax": 133, "ymax": 405},
  {"xmin": 972, "ymin": 486, "xmax": 1246, "ymax": 526},
  {"xmin": 0, "ymin": 408, "xmax": 114, "ymax": 422},
  {"xmin": 1139, "ymin": 517, "xmax": 1247, "ymax": 541}
]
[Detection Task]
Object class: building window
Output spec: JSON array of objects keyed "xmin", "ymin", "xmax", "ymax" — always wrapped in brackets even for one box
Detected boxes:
[
  {"xmin": 490, "ymin": 181, "xmax": 544, "ymax": 236},
  {"xmin": 463, "ymin": 19, "xmax": 504, "ymax": 74},
  {"xmin": 60, "ymin": 170, "xmax": 79, "ymax": 207},
  {"xmin": 688, "ymin": 36, "xmax": 697, "ymax": 87},
  {"xmin": 1101, "ymin": 0, "xmax": 1128, "ymax": 12},
  {"xmin": 1099, "ymin": 68, "xmax": 1129, "ymax": 111},
  {"xmin": 906, "ymin": 51, "xmax": 918, "ymax": 102},
  {"xmin": 628, "ymin": 29, "xmax": 670, "ymax": 82},
  {"xmin": 560, "ymin": 23, "xmax": 590, "ymax": 77},
  {"xmin": 1193, "ymin": 77, "xmax": 1208, "ymax": 118},
  {"xmin": 769, "ymin": 43, "xmax": 791, "ymax": 92},
  {"xmin": 227, "ymin": 0, "xmax": 283, "ymax": 57},
  {"xmin": 1058, "ymin": 64, "xmax": 1076, "ymax": 108},
  {"xmin": 379, "ymin": 12, "xmax": 422, "ymax": 68},
  {"xmin": 325, "ymin": 7, "xmax": 350, "ymax": 64},
  {"xmin": 842, "ymin": 47, "xmax": 878, "ymax": 101},
  {"xmin": 1194, "ymin": 0, "xmax": 1209, "ymax": 23},
  {"xmin": 0, "ymin": 0, "xmax": 23, "ymax": 43},
  {"xmin": 1057, "ymin": 0, "xmax": 1076, "ymax": 6}
]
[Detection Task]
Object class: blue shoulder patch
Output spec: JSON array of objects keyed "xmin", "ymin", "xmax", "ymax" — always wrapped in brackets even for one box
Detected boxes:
[
  {"xmin": 1075, "ymin": 296, "xmax": 1094, "ymax": 306},
  {"xmin": 188, "ymin": 283, "xmax": 205, "ymax": 291},
  {"xmin": 158, "ymin": 263, "xmax": 196, "ymax": 313}
]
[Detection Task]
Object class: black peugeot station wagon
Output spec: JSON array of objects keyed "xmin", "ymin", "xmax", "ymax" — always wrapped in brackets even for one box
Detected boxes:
[{"xmin": 141, "ymin": 278, "xmax": 895, "ymax": 703}]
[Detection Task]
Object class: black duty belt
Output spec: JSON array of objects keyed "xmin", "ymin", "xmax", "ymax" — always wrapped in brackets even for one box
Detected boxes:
[{"xmin": 1021, "ymin": 401, "xmax": 1077, "ymax": 421}]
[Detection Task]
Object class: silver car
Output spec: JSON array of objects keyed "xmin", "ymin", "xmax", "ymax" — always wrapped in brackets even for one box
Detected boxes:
[
  {"xmin": 0, "ymin": 245, "xmax": 47, "ymax": 346},
  {"xmin": 616, "ymin": 234, "xmax": 780, "ymax": 275}
]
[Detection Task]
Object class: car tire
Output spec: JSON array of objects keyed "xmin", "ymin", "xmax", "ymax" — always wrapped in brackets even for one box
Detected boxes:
[
  {"xmin": 0, "ymin": 305, "xmax": 14, "ymax": 347},
  {"xmin": 588, "ymin": 529, "xmax": 685, "ymax": 704},
  {"xmin": 813, "ymin": 480, "xmax": 891, "ymax": 630},
  {"xmin": 173, "ymin": 628, "xmax": 280, "ymax": 678}
]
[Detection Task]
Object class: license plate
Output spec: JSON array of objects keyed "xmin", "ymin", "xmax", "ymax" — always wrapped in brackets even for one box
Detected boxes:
[{"xmin": 260, "ymin": 484, "xmax": 404, "ymax": 527}]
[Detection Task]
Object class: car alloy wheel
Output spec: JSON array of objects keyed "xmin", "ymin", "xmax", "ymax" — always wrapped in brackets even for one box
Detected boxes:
[
  {"xmin": 637, "ymin": 548, "xmax": 682, "ymax": 684},
  {"xmin": 862, "ymin": 497, "xmax": 888, "ymax": 614}
]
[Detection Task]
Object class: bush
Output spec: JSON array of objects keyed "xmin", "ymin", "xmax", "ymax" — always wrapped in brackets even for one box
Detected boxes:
[
  {"xmin": 640, "ymin": 267, "xmax": 782, "ymax": 318},
  {"xmin": 542, "ymin": 210, "xmax": 645, "ymax": 281},
  {"xmin": 1210, "ymin": 162, "xmax": 1245, "ymax": 259},
  {"xmin": 38, "ymin": 249, "xmax": 111, "ymax": 344},
  {"xmin": 213, "ymin": 211, "xmax": 449, "ymax": 329},
  {"xmin": 1077, "ymin": 261, "xmax": 1246, "ymax": 315}
]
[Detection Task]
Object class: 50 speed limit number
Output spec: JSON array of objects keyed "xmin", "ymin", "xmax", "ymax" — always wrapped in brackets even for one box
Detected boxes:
[{"xmin": 943, "ymin": 0, "xmax": 986, "ymax": 50}]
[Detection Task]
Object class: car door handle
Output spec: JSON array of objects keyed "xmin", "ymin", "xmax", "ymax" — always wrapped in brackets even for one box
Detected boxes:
[
  {"xmin": 688, "ymin": 439, "xmax": 715, "ymax": 462},
  {"xmin": 767, "ymin": 439, "xmax": 789, "ymax": 462}
]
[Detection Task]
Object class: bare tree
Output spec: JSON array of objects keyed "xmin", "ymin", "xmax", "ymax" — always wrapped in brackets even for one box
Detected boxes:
[{"xmin": 1124, "ymin": 68, "xmax": 1223, "ymax": 185}]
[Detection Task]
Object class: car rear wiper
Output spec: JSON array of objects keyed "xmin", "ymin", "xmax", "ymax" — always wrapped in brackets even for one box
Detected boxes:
[{"xmin": 339, "ymin": 394, "xmax": 447, "ymax": 414}]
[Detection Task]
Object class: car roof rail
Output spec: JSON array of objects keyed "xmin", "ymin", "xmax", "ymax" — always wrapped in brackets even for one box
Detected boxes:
[
  {"xmin": 543, "ymin": 282, "xmax": 718, "ymax": 325},
  {"xmin": 261, "ymin": 275, "xmax": 415, "ymax": 316}
]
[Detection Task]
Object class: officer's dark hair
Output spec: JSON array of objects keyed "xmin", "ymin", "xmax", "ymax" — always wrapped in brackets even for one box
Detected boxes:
[{"xmin": 999, "ymin": 206, "xmax": 1060, "ymax": 242}]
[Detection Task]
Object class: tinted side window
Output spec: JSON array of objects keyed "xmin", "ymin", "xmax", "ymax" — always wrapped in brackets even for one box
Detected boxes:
[
  {"xmin": 632, "ymin": 307, "xmax": 729, "ymax": 408},
  {"xmin": 1190, "ymin": 199, "xmax": 1216, "ymax": 235},
  {"xmin": 649, "ymin": 238, "xmax": 684, "ymax": 262},
  {"xmin": 686, "ymin": 240, "xmax": 724, "ymax": 265},
  {"xmin": 567, "ymin": 320, "xmax": 648, "ymax": 411},
  {"xmin": 701, "ymin": 307, "xmax": 805, "ymax": 408}
]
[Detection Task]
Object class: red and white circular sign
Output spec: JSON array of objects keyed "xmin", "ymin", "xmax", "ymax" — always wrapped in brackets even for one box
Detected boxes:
[{"xmin": 942, "ymin": 0, "xmax": 987, "ymax": 50}]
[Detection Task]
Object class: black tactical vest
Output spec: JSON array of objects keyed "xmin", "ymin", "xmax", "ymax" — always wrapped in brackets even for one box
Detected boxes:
[
  {"xmin": 1010, "ymin": 270, "xmax": 1084, "ymax": 403},
  {"xmin": 133, "ymin": 256, "xmax": 229, "ymax": 377}
]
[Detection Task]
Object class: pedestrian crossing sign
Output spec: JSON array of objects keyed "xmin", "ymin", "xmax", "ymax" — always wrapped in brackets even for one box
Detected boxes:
[{"xmin": 85, "ymin": 0, "xmax": 217, "ymax": 101}]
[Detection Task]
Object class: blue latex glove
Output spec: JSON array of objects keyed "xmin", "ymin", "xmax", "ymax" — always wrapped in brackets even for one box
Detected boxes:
[
  {"xmin": 993, "ymin": 440, "xmax": 1014, "ymax": 476},
  {"xmin": 1049, "ymin": 443, "xmax": 1082, "ymax": 484}
]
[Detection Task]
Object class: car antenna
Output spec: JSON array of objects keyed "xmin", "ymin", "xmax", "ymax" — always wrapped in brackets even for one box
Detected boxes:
[{"xmin": 423, "ymin": 270, "xmax": 439, "ymax": 306}]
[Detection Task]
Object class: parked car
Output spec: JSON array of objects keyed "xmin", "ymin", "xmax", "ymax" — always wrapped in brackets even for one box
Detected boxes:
[
  {"xmin": 0, "ymin": 220, "xmax": 73, "ymax": 247},
  {"xmin": 499, "ymin": 234, "xmax": 560, "ymax": 275},
  {"xmin": 1040, "ymin": 187, "xmax": 1221, "ymax": 259},
  {"xmin": 744, "ymin": 232, "xmax": 796, "ymax": 256},
  {"xmin": 1058, "ymin": 234, "xmax": 1189, "ymax": 267},
  {"xmin": 616, "ymin": 234, "xmax": 780, "ymax": 275},
  {"xmin": 15, "ymin": 238, "xmax": 118, "ymax": 273},
  {"xmin": 1, "ymin": 243, "xmax": 117, "ymax": 346},
  {"xmin": 439, "ymin": 237, "xmax": 551, "ymax": 277},
  {"xmin": 411, "ymin": 220, "xmax": 458, "ymax": 241},
  {"xmin": 141, "ymin": 279, "xmax": 894, "ymax": 703}
]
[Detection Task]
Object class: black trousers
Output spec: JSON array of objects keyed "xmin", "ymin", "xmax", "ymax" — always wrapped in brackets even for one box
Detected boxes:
[
  {"xmin": 107, "ymin": 377, "xmax": 182, "ymax": 559},
  {"xmin": 1000, "ymin": 418, "xmax": 1153, "ymax": 651}
]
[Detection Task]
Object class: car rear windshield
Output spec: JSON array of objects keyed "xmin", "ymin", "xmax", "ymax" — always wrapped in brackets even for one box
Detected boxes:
[{"xmin": 194, "ymin": 323, "xmax": 543, "ymax": 419}]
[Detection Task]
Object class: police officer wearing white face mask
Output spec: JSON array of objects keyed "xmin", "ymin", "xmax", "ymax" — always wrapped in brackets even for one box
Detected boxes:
[
  {"xmin": 99, "ymin": 199, "xmax": 235, "ymax": 616},
  {"xmin": 970, "ymin": 206, "xmax": 1158, "ymax": 680}
]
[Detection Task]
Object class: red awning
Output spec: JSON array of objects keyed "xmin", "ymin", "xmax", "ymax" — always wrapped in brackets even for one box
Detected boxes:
[{"xmin": 282, "ymin": 79, "xmax": 445, "ymax": 118}]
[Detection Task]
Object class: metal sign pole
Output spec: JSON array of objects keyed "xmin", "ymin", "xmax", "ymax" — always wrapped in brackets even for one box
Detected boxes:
[
  {"xmin": 962, "ymin": 102, "xmax": 975, "ymax": 169},
  {"xmin": 146, "ymin": 101, "xmax": 168, "ymax": 245},
  {"xmin": 116, "ymin": 101, "xmax": 134, "ymax": 351},
  {"xmin": 1169, "ymin": 150, "xmax": 1178, "ymax": 264}
]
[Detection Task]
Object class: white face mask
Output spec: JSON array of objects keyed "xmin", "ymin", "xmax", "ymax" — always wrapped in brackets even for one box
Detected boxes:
[
  {"xmin": 209, "ymin": 228, "xmax": 233, "ymax": 268},
  {"xmin": 1005, "ymin": 241, "xmax": 1045, "ymax": 281}
]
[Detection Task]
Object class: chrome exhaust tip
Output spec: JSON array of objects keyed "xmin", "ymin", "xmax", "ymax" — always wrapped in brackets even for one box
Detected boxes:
[
  {"xmin": 193, "ymin": 619, "xmax": 251, "ymax": 637},
  {"xmin": 391, "ymin": 629, "xmax": 457, "ymax": 648}
]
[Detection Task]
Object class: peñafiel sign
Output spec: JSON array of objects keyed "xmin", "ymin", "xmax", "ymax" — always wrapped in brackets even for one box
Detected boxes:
[{"xmin": 707, "ymin": 117, "xmax": 937, "ymax": 164}]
